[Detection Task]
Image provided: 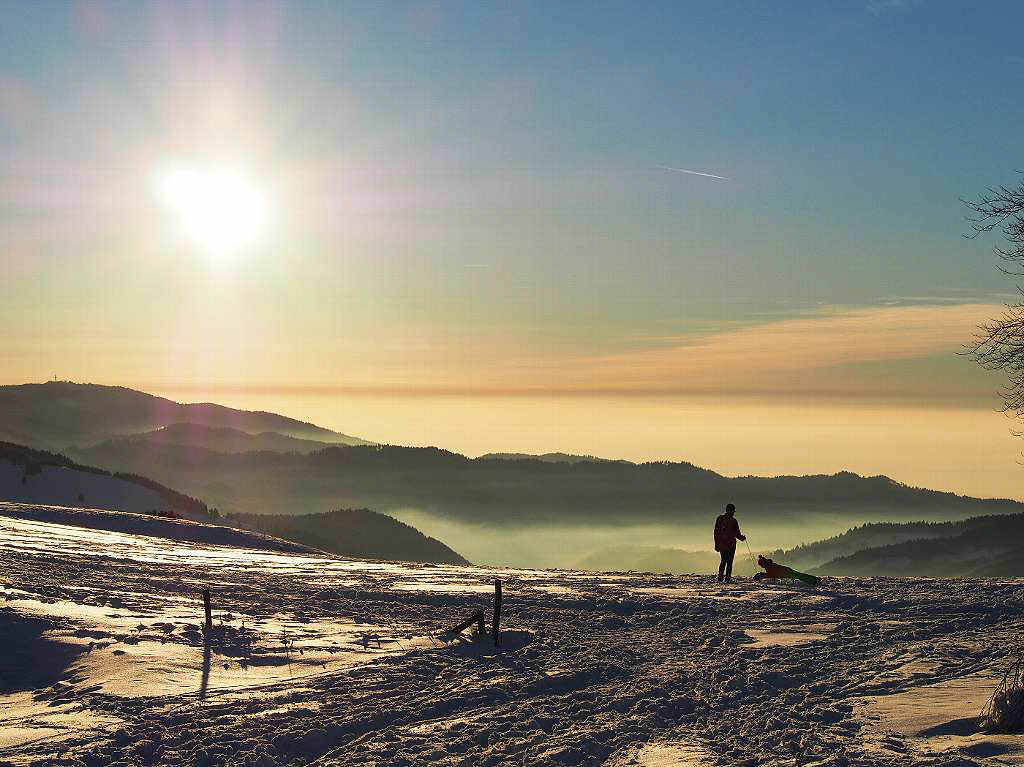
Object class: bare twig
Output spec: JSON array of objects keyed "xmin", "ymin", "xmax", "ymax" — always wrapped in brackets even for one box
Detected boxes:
[{"xmin": 963, "ymin": 173, "xmax": 1024, "ymax": 430}]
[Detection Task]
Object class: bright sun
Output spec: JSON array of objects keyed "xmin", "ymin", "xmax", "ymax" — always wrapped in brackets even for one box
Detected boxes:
[{"xmin": 153, "ymin": 164, "xmax": 268, "ymax": 257}]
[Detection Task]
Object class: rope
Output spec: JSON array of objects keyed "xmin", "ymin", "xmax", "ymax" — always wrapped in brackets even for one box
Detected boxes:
[{"xmin": 743, "ymin": 538, "xmax": 759, "ymax": 568}]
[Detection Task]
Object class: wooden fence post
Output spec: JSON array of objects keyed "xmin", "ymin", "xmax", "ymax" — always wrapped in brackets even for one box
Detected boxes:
[
  {"xmin": 493, "ymin": 579, "xmax": 502, "ymax": 646},
  {"xmin": 202, "ymin": 588, "xmax": 212, "ymax": 631}
]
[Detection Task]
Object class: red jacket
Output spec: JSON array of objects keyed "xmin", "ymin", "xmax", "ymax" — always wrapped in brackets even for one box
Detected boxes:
[{"xmin": 714, "ymin": 514, "xmax": 742, "ymax": 551}]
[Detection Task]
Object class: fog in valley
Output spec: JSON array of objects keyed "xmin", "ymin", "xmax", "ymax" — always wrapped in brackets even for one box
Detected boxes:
[{"xmin": 384, "ymin": 505, "xmax": 985, "ymax": 571}]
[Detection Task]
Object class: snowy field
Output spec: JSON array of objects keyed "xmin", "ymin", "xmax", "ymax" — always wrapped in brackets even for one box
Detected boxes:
[{"xmin": 2, "ymin": 505, "xmax": 1024, "ymax": 767}]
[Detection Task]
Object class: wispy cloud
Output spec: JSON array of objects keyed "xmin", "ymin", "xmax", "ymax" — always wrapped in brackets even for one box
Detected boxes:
[
  {"xmin": 867, "ymin": 0, "xmax": 923, "ymax": 17},
  {"xmin": 139, "ymin": 303, "xmax": 1002, "ymax": 404},
  {"xmin": 656, "ymin": 165, "xmax": 730, "ymax": 181},
  {"xmin": 550, "ymin": 302, "xmax": 997, "ymax": 395}
]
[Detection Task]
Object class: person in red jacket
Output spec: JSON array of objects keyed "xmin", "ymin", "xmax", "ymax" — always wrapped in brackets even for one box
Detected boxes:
[{"xmin": 714, "ymin": 503, "xmax": 745, "ymax": 582}]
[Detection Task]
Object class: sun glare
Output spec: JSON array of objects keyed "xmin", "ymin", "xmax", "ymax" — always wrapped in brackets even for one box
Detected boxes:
[{"xmin": 153, "ymin": 164, "xmax": 268, "ymax": 257}]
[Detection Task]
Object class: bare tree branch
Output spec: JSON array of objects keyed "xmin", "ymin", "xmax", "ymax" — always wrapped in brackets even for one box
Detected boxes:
[{"xmin": 965, "ymin": 174, "xmax": 1024, "ymax": 426}]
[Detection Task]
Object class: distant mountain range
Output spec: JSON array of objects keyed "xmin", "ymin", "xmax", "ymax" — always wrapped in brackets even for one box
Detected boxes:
[
  {"xmin": 0, "ymin": 382, "xmax": 370, "ymax": 450},
  {"xmin": 71, "ymin": 437, "xmax": 1022, "ymax": 524},
  {"xmin": 4, "ymin": 381, "xmax": 1024, "ymax": 569},
  {"xmin": 70, "ymin": 437, "xmax": 1024, "ymax": 567}
]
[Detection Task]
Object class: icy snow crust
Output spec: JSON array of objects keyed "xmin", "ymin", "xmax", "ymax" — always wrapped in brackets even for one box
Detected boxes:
[{"xmin": 2, "ymin": 505, "xmax": 1024, "ymax": 767}]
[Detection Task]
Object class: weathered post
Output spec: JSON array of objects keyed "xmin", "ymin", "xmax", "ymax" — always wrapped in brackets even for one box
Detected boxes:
[
  {"xmin": 202, "ymin": 588, "xmax": 212, "ymax": 631},
  {"xmin": 493, "ymin": 579, "xmax": 502, "ymax": 646}
]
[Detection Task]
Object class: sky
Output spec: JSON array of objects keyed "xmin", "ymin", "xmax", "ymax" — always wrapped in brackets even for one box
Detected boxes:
[{"xmin": 3, "ymin": 1, "xmax": 1024, "ymax": 496}]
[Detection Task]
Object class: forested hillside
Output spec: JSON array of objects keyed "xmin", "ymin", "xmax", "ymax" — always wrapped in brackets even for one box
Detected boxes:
[{"xmin": 230, "ymin": 508, "xmax": 469, "ymax": 565}]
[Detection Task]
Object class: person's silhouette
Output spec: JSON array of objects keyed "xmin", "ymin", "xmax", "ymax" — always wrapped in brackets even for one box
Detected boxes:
[{"xmin": 713, "ymin": 503, "xmax": 746, "ymax": 583}]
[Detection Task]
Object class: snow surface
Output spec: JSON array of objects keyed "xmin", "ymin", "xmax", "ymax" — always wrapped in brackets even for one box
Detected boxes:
[
  {"xmin": 0, "ymin": 501, "xmax": 318, "ymax": 554},
  {"xmin": 2, "ymin": 503, "xmax": 1024, "ymax": 767},
  {"xmin": 0, "ymin": 460, "xmax": 175, "ymax": 516}
]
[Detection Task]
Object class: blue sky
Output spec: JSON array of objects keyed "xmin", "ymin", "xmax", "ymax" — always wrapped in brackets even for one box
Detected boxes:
[{"xmin": 2, "ymin": 1, "xmax": 1023, "ymax": 396}]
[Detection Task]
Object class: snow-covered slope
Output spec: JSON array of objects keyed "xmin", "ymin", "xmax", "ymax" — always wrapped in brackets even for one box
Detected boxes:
[
  {"xmin": 0, "ymin": 502, "xmax": 318, "ymax": 554},
  {"xmin": 3, "ymin": 509, "xmax": 1024, "ymax": 766},
  {"xmin": 0, "ymin": 459, "xmax": 180, "ymax": 516}
]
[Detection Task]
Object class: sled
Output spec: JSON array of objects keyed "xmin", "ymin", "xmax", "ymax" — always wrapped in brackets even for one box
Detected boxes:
[{"xmin": 753, "ymin": 570, "xmax": 821, "ymax": 586}]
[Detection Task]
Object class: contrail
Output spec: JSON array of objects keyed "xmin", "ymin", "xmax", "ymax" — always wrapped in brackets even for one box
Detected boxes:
[{"xmin": 657, "ymin": 165, "xmax": 729, "ymax": 181}]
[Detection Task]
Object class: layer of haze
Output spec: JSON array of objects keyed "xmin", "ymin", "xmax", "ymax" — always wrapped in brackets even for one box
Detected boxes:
[
  {"xmin": 4, "ymin": 2, "xmax": 1024, "ymax": 506},
  {"xmin": 143, "ymin": 386, "xmax": 1024, "ymax": 504}
]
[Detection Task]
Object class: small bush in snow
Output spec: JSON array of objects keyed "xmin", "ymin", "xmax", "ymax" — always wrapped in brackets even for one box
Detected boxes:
[{"xmin": 982, "ymin": 655, "xmax": 1024, "ymax": 733}]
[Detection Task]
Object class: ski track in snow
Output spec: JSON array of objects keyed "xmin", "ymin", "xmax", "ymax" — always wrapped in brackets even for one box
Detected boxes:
[{"xmin": 1, "ymin": 506, "xmax": 1024, "ymax": 767}]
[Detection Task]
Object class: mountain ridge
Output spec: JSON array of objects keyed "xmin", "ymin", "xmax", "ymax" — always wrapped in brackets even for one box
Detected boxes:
[
  {"xmin": 478, "ymin": 452, "xmax": 624, "ymax": 464},
  {"xmin": 108, "ymin": 422, "xmax": 336, "ymax": 455},
  {"xmin": 0, "ymin": 382, "xmax": 370, "ymax": 450},
  {"xmin": 812, "ymin": 513, "xmax": 1024, "ymax": 576}
]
